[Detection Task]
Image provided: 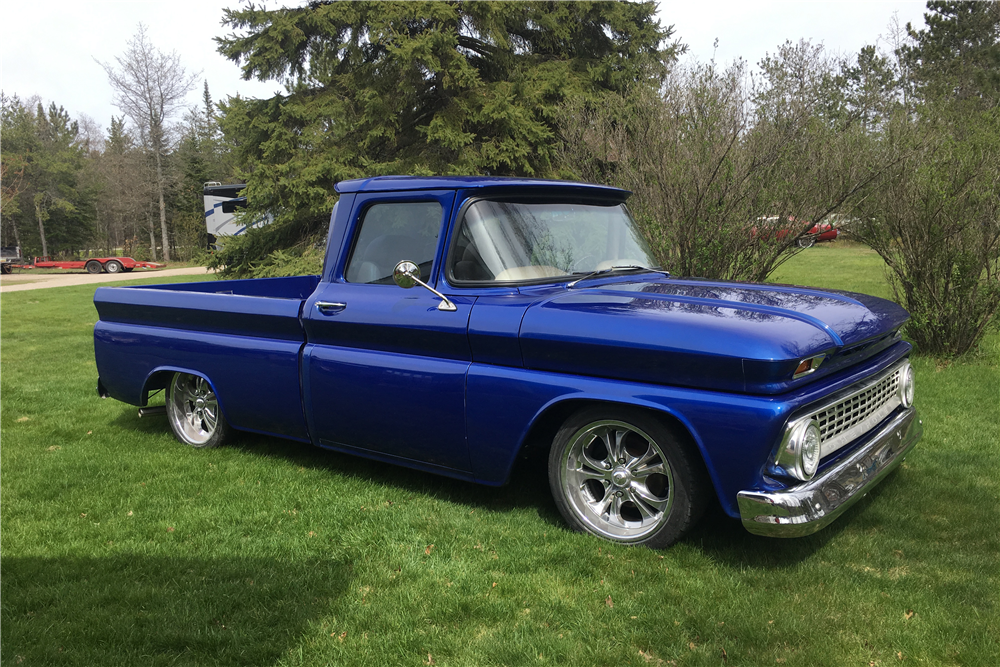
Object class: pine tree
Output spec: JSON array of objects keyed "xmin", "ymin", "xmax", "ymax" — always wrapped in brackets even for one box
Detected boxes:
[
  {"xmin": 900, "ymin": 1, "xmax": 1000, "ymax": 110},
  {"xmin": 1, "ymin": 98, "xmax": 93, "ymax": 257},
  {"xmin": 212, "ymin": 0, "xmax": 676, "ymax": 275},
  {"xmin": 174, "ymin": 82, "xmax": 237, "ymax": 254}
]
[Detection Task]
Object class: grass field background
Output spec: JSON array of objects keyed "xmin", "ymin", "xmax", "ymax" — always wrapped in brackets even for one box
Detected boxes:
[{"xmin": 2, "ymin": 243, "xmax": 997, "ymax": 666}]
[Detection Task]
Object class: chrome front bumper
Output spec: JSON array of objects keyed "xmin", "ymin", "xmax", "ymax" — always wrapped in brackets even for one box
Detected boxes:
[{"xmin": 737, "ymin": 407, "xmax": 922, "ymax": 537}]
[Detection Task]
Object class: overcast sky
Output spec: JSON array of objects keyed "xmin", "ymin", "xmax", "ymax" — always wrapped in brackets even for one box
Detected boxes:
[{"xmin": 1, "ymin": 0, "xmax": 930, "ymax": 136}]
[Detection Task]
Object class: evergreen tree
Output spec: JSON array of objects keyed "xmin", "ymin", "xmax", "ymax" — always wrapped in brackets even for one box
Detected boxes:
[
  {"xmin": 174, "ymin": 82, "xmax": 237, "ymax": 254},
  {"xmin": 0, "ymin": 95, "xmax": 36, "ymax": 253},
  {"xmin": 213, "ymin": 0, "xmax": 676, "ymax": 276},
  {"xmin": 32, "ymin": 103, "xmax": 95, "ymax": 256},
  {"xmin": 900, "ymin": 1, "xmax": 1000, "ymax": 110},
  {"xmin": 1, "ymin": 97, "xmax": 93, "ymax": 257}
]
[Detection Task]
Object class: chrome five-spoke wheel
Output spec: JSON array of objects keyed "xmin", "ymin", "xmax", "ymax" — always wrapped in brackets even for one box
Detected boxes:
[
  {"xmin": 549, "ymin": 408, "xmax": 707, "ymax": 548},
  {"xmin": 166, "ymin": 372, "xmax": 229, "ymax": 448}
]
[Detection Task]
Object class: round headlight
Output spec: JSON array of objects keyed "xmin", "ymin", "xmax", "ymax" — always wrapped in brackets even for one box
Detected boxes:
[
  {"xmin": 778, "ymin": 419, "xmax": 823, "ymax": 481},
  {"xmin": 900, "ymin": 363, "xmax": 915, "ymax": 408},
  {"xmin": 799, "ymin": 421, "xmax": 821, "ymax": 479}
]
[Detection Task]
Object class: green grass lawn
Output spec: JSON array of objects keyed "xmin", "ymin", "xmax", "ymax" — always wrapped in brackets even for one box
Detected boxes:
[{"xmin": 2, "ymin": 247, "xmax": 997, "ymax": 666}]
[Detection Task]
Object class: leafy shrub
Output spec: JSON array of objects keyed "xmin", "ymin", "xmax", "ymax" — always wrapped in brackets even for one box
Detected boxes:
[
  {"xmin": 560, "ymin": 48, "xmax": 894, "ymax": 282},
  {"xmin": 850, "ymin": 111, "xmax": 1000, "ymax": 357}
]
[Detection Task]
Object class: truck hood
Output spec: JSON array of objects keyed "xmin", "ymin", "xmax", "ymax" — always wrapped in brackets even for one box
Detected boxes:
[{"xmin": 518, "ymin": 278, "xmax": 909, "ymax": 394}]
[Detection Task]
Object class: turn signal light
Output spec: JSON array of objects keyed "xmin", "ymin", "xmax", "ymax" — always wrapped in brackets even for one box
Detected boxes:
[{"xmin": 793, "ymin": 354, "xmax": 826, "ymax": 379}]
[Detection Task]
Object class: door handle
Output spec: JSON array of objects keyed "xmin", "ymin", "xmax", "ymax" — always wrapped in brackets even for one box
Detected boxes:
[{"xmin": 315, "ymin": 301, "xmax": 347, "ymax": 315}]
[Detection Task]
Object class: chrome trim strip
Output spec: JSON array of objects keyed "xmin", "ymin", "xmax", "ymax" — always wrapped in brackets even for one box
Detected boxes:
[{"xmin": 739, "ymin": 407, "xmax": 921, "ymax": 538}]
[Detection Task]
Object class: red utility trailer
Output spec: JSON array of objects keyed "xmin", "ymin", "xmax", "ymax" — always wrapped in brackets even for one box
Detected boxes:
[{"xmin": 7, "ymin": 257, "xmax": 165, "ymax": 274}]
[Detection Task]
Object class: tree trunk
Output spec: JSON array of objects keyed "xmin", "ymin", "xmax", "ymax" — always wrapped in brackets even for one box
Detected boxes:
[
  {"xmin": 11, "ymin": 217, "xmax": 22, "ymax": 255},
  {"xmin": 34, "ymin": 198, "xmax": 48, "ymax": 258},
  {"xmin": 147, "ymin": 209, "xmax": 158, "ymax": 261},
  {"xmin": 154, "ymin": 145, "xmax": 171, "ymax": 261}
]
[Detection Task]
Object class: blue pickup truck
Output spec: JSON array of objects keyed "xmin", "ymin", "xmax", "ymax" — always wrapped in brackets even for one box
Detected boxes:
[{"xmin": 94, "ymin": 176, "xmax": 922, "ymax": 548}]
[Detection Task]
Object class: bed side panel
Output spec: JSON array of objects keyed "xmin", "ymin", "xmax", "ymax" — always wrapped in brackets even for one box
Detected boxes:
[{"xmin": 94, "ymin": 321, "xmax": 309, "ymax": 441}]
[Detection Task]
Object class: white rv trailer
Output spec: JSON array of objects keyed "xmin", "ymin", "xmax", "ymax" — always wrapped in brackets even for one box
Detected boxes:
[{"xmin": 203, "ymin": 182, "xmax": 251, "ymax": 243}]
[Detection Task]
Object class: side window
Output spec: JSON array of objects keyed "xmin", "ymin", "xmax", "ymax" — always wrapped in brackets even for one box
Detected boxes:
[{"xmin": 345, "ymin": 202, "xmax": 442, "ymax": 284}]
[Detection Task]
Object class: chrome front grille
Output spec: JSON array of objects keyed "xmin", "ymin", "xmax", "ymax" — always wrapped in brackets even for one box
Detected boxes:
[{"xmin": 810, "ymin": 364, "xmax": 904, "ymax": 457}]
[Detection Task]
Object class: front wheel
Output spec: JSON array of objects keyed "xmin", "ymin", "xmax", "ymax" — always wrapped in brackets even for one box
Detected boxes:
[
  {"xmin": 165, "ymin": 372, "xmax": 230, "ymax": 448},
  {"xmin": 105, "ymin": 260, "xmax": 123, "ymax": 274},
  {"xmin": 549, "ymin": 407, "xmax": 708, "ymax": 548},
  {"xmin": 85, "ymin": 260, "xmax": 102, "ymax": 274},
  {"xmin": 796, "ymin": 236, "xmax": 815, "ymax": 249}
]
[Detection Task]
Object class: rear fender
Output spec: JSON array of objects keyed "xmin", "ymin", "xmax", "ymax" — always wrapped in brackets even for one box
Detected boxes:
[{"xmin": 142, "ymin": 366, "xmax": 231, "ymax": 424}]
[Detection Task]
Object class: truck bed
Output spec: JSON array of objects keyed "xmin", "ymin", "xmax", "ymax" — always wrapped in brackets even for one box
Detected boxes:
[{"xmin": 94, "ymin": 275, "xmax": 320, "ymax": 441}]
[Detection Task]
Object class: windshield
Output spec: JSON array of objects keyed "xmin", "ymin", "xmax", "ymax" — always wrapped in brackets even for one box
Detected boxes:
[{"xmin": 448, "ymin": 200, "xmax": 656, "ymax": 283}]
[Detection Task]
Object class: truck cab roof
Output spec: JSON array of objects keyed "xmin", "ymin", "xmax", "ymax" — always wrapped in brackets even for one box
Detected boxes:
[{"xmin": 333, "ymin": 175, "xmax": 630, "ymax": 199}]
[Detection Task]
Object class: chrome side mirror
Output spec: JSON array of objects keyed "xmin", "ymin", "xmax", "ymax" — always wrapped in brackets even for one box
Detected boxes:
[
  {"xmin": 392, "ymin": 261, "xmax": 421, "ymax": 289},
  {"xmin": 392, "ymin": 260, "xmax": 457, "ymax": 312}
]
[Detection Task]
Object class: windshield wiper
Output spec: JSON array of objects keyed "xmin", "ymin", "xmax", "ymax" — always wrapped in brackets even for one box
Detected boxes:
[{"xmin": 567, "ymin": 265, "xmax": 671, "ymax": 288}]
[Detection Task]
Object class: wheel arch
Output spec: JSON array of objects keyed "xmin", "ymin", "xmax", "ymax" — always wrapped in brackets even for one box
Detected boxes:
[
  {"xmin": 142, "ymin": 367, "xmax": 232, "ymax": 423},
  {"xmin": 512, "ymin": 396, "xmax": 721, "ymax": 503}
]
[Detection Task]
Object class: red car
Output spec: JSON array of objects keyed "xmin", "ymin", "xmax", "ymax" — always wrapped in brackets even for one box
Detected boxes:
[
  {"xmin": 757, "ymin": 216, "xmax": 840, "ymax": 248},
  {"xmin": 793, "ymin": 219, "xmax": 840, "ymax": 248}
]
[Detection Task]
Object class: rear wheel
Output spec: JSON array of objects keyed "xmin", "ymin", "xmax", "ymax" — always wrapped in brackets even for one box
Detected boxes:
[
  {"xmin": 105, "ymin": 260, "xmax": 123, "ymax": 274},
  {"xmin": 549, "ymin": 406, "xmax": 708, "ymax": 548},
  {"xmin": 85, "ymin": 260, "xmax": 102, "ymax": 274},
  {"xmin": 165, "ymin": 372, "xmax": 230, "ymax": 448}
]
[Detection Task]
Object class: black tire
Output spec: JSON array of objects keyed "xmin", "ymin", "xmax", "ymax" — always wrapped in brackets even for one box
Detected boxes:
[
  {"xmin": 165, "ymin": 372, "xmax": 230, "ymax": 448},
  {"xmin": 797, "ymin": 236, "xmax": 815, "ymax": 249},
  {"xmin": 105, "ymin": 260, "xmax": 123, "ymax": 274},
  {"xmin": 1, "ymin": 264, "xmax": 11, "ymax": 275},
  {"xmin": 85, "ymin": 260, "xmax": 103, "ymax": 274},
  {"xmin": 548, "ymin": 406, "xmax": 709, "ymax": 549}
]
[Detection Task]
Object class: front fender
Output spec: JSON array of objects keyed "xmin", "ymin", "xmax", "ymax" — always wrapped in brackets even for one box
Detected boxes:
[{"xmin": 465, "ymin": 364, "xmax": 787, "ymax": 518}]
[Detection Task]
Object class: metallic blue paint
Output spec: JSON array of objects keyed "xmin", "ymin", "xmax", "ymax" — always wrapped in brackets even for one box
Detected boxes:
[
  {"xmin": 94, "ymin": 322, "xmax": 310, "ymax": 441},
  {"xmin": 467, "ymin": 294, "xmax": 535, "ymax": 366},
  {"xmin": 136, "ymin": 275, "xmax": 320, "ymax": 299},
  {"xmin": 303, "ymin": 345, "xmax": 473, "ymax": 472},
  {"xmin": 467, "ymin": 338, "xmax": 912, "ymax": 517},
  {"xmin": 94, "ymin": 276, "xmax": 316, "ymax": 341},
  {"xmin": 301, "ymin": 283, "xmax": 475, "ymax": 471},
  {"xmin": 93, "ymin": 176, "xmax": 917, "ymax": 532},
  {"xmin": 335, "ymin": 175, "xmax": 630, "ymax": 200},
  {"xmin": 516, "ymin": 277, "xmax": 909, "ymax": 395}
]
